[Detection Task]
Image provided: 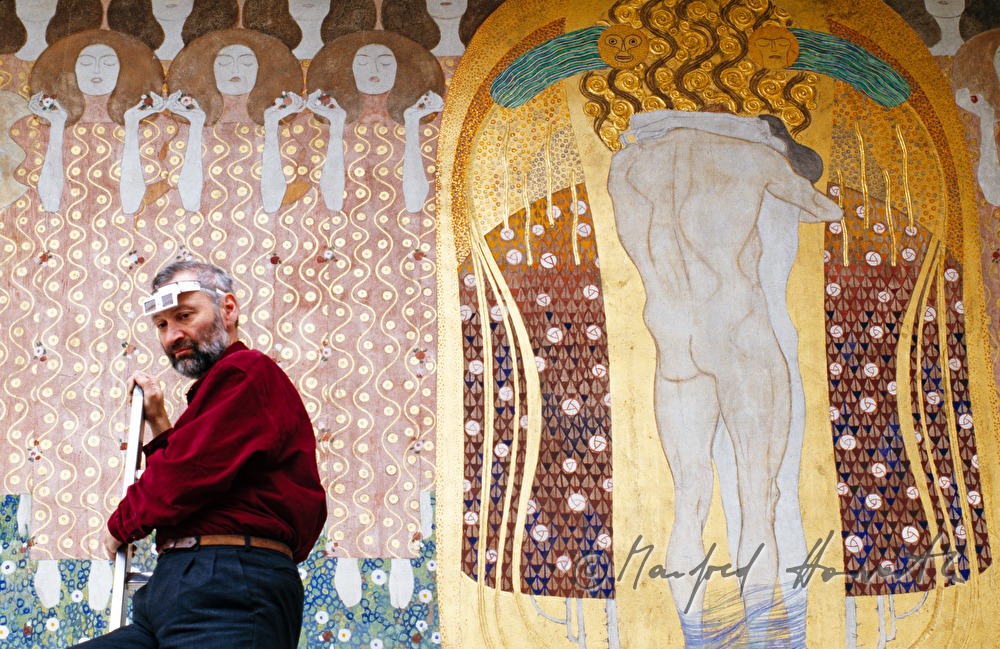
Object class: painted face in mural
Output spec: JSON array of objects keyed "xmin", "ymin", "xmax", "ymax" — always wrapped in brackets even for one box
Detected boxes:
[
  {"xmin": 288, "ymin": 0, "xmax": 331, "ymax": 21},
  {"xmin": 214, "ymin": 44, "xmax": 259, "ymax": 96},
  {"xmin": 598, "ymin": 25, "xmax": 649, "ymax": 69},
  {"xmin": 994, "ymin": 45, "xmax": 1000, "ymax": 90},
  {"xmin": 924, "ymin": 0, "xmax": 964, "ymax": 19},
  {"xmin": 353, "ymin": 44, "xmax": 397, "ymax": 95},
  {"xmin": 75, "ymin": 44, "xmax": 120, "ymax": 96},
  {"xmin": 151, "ymin": 0, "xmax": 195, "ymax": 22},
  {"xmin": 153, "ymin": 288, "xmax": 231, "ymax": 379},
  {"xmin": 748, "ymin": 25, "xmax": 799, "ymax": 70},
  {"xmin": 15, "ymin": 0, "xmax": 58, "ymax": 23},
  {"xmin": 426, "ymin": 0, "xmax": 468, "ymax": 20}
]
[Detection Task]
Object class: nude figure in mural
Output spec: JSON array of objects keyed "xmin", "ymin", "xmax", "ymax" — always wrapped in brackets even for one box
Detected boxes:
[
  {"xmin": 608, "ymin": 110, "xmax": 841, "ymax": 647},
  {"xmin": 952, "ymin": 28, "xmax": 1000, "ymax": 206}
]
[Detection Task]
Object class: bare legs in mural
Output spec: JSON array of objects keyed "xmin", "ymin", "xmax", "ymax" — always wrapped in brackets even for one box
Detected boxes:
[
  {"xmin": 308, "ymin": 43, "xmax": 444, "ymax": 213},
  {"xmin": 28, "ymin": 43, "xmax": 163, "ymax": 214},
  {"xmin": 609, "ymin": 111, "xmax": 841, "ymax": 647}
]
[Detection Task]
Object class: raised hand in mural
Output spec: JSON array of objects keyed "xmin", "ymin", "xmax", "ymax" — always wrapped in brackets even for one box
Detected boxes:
[
  {"xmin": 121, "ymin": 92, "xmax": 170, "ymax": 214},
  {"xmin": 28, "ymin": 92, "xmax": 68, "ymax": 213},
  {"xmin": 402, "ymin": 90, "xmax": 444, "ymax": 213},
  {"xmin": 261, "ymin": 91, "xmax": 308, "ymax": 213},
  {"xmin": 166, "ymin": 91, "xmax": 208, "ymax": 213},
  {"xmin": 955, "ymin": 87, "xmax": 1000, "ymax": 206},
  {"xmin": 306, "ymin": 89, "xmax": 348, "ymax": 211}
]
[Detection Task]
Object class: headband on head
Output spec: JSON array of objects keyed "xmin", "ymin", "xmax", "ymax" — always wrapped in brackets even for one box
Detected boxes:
[{"xmin": 141, "ymin": 281, "xmax": 226, "ymax": 317}]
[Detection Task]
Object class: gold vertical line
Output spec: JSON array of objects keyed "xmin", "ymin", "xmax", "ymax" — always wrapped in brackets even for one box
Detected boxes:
[
  {"xmin": 523, "ymin": 172, "xmax": 533, "ymax": 266},
  {"xmin": 855, "ymin": 122, "xmax": 870, "ymax": 229},
  {"xmin": 501, "ymin": 123, "xmax": 511, "ymax": 231},
  {"xmin": 571, "ymin": 171, "xmax": 580, "ymax": 266},
  {"xmin": 884, "ymin": 169, "xmax": 897, "ymax": 266},
  {"xmin": 837, "ymin": 169, "xmax": 849, "ymax": 267},
  {"xmin": 545, "ymin": 124, "xmax": 554, "ymax": 225},
  {"xmin": 895, "ymin": 124, "xmax": 915, "ymax": 230}
]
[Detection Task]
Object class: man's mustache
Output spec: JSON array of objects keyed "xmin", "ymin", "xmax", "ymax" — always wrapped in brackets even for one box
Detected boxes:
[{"xmin": 169, "ymin": 340, "xmax": 195, "ymax": 355}]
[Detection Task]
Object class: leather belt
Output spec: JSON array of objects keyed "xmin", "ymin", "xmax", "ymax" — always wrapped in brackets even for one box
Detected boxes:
[{"xmin": 159, "ymin": 535, "xmax": 293, "ymax": 560}]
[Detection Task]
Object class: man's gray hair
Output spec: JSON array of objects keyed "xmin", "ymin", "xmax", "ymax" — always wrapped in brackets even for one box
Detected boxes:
[{"xmin": 152, "ymin": 261, "xmax": 234, "ymax": 304}]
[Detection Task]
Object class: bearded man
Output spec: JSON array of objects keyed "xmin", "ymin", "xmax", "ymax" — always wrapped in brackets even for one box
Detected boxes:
[{"xmin": 85, "ymin": 260, "xmax": 326, "ymax": 649}]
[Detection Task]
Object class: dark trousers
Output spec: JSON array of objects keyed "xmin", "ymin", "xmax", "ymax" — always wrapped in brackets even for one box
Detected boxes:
[{"xmin": 79, "ymin": 546, "xmax": 303, "ymax": 649}]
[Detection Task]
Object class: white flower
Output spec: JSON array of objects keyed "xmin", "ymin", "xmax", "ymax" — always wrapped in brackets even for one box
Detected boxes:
[
  {"xmin": 298, "ymin": 567, "xmax": 308, "ymax": 580},
  {"xmin": 370, "ymin": 640, "xmax": 384, "ymax": 649},
  {"xmin": 46, "ymin": 618, "xmax": 59, "ymax": 632},
  {"xmin": 432, "ymin": 631, "xmax": 442, "ymax": 644},
  {"xmin": 337, "ymin": 628, "xmax": 351, "ymax": 641},
  {"xmin": 371, "ymin": 569, "xmax": 387, "ymax": 585},
  {"xmin": 416, "ymin": 620, "xmax": 429, "ymax": 632},
  {"xmin": 418, "ymin": 588, "xmax": 433, "ymax": 603},
  {"xmin": 426, "ymin": 560, "xmax": 436, "ymax": 572},
  {"xmin": 1, "ymin": 560, "xmax": 14, "ymax": 574},
  {"xmin": 71, "ymin": 589, "xmax": 84, "ymax": 602},
  {"xmin": 315, "ymin": 610, "xmax": 329, "ymax": 625},
  {"xmin": 0, "ymin": 626, "xmax": 9, "ymax": 640}
]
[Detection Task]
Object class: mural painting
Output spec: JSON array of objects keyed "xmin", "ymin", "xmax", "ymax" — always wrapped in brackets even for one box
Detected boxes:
[{"xmin": 0, "ymin": 0, "xmax": 996, "ymax": 648}]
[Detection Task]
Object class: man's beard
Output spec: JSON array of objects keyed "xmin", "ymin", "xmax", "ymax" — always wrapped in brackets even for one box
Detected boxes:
[{"xmin": 166, "ymin": 311, "xmax": 230, "ymax": 379}]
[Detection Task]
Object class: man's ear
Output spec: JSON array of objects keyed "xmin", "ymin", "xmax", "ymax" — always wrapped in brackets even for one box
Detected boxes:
[{"xmin": 221, "ymin": 293, "xmax": 240, "ymax": 330}]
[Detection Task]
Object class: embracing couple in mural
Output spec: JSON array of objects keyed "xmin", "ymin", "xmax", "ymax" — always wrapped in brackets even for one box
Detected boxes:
[{"xmin": 447, "ymin": 0, "xmax": 994, "ymax": 647}]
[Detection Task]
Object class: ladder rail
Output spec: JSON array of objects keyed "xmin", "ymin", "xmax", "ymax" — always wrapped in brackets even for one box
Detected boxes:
[{"xmin": 108, "ymin": 385, "xmax": 146, "ymax": 631}]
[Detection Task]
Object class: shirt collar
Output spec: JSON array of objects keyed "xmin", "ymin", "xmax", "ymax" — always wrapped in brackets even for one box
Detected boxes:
[{"xmin": 185, "ymin": 341, "xmax": 248, "ymax": 403}]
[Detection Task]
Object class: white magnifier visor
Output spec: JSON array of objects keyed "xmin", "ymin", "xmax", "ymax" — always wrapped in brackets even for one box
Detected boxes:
[{"xmin": 140, "ymin": 281, "xmax": 226, "ymax": 317}]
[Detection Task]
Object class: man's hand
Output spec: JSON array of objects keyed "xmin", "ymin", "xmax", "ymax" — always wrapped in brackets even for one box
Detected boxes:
[
  {"xmin": 127, "ymin": 371, "xmax": 172, "ymax": 438},
  {"xmin": 103, "ymin": 527, "xmax": 123, "ymax": 560}
]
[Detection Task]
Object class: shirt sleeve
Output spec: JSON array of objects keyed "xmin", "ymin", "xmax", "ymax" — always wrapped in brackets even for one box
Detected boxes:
[{"xmin": 108, "ymin": 359, "xmax": 283, "ymax": 543}]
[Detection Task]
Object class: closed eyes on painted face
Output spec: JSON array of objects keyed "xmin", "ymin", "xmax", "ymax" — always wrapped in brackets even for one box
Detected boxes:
[
  {"xmin": 214, "ymin": 44, "xmax": 258, "ymax": 96},
  {"xmin": 288, "ymin": 0, "xmax": 331, "ymax": 21},
  {"xmin": 426, "ymin": 0, "xmax": 467, "ymax": 20},
  {"xmin": 924, "ymin": 0, "xmax": 964, "ymax": 19},
  {"xmin": 152, "ymin": 0, "xmax": 195, "ymax": 22},
  {"xmin": 352, "ymin": 44, "xmax": 397, "ymax": 95},
  {"xmin": 16, "ymin": 0, "xmax": 58, "ymax": 23},
  {"xmin": 76, "ymin": 44, "xmax": 120, "ymax": 96}
]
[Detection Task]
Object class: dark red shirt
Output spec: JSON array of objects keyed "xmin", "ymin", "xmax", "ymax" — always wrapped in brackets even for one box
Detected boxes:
[{"xmin": 108, "ymin": 342, "xmax": 327, "ymax": 563}]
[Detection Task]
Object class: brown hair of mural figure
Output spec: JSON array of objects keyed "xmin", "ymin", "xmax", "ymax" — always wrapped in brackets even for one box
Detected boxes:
[
  {"xmin": 320, "ymin": 0, "xmax": 376, "ymax": 43},
  {"xmin": 181, "ymin": 0, "xmax": 239, "ymax": 45},
  {"xmin": 0, "ymin": 0, "xmax": 27, "ymax": 55},
  {"xmin": 381, "ymin": 0, "xmax": 504, "ymax": 50},
  {"xmin": 107, "ymin": 0, "xmax": 165, "ymax": 51},
  {"xmin": 30, "ymin": 29, "xmax": 164, "ymax": 125},
  {"xmin": 308, "ymin": 30, "xmax": 444, "ymax": 124},
  {"xmin": 46, "ymin": 0, "xmax": 103, "ymax": 44},
  {"xmin": 883, "ymin": 0, "xmax": 1000, "ymax": 47},
  {"xmin": 952, "ymin": 28, "xmax": 1000, "ymax": 108},
  {"xmin": 168, "ymin": 28, "xmax": 301, "ymax": 126},
  {"xmin": 458, "ymin": 0, "xmax": 503, "ymax": 46},
  {"xmin": 243, "ymin": 0, "xmax": 302, "ymax": 51},
  {"xmin": 381, "ymin": 0, "xmax": 438, "ymax": 50}
]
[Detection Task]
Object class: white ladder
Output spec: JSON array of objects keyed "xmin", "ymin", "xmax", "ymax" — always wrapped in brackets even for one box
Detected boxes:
[{"xmin": 108, "ymin": 385, "xmax": 152, "ymax": 630}]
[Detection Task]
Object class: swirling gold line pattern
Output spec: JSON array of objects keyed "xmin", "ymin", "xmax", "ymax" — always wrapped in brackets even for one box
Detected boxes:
[
  {"xmin": 0, "ymin": 115, "xmax": 177, "ymax": 559},
  {"xmin": 580, "ymin": 0, "xmax": 817, "ymax": 150}
]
